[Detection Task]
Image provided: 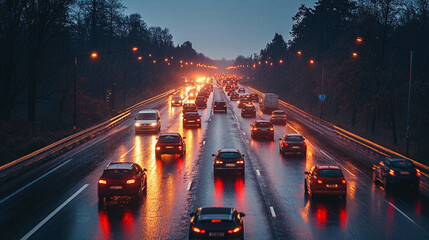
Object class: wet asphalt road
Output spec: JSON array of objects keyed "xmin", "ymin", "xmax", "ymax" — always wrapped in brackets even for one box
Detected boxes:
[{"xmin": 1, "ymin": 84, "xmax": 429, "ymax": 239}]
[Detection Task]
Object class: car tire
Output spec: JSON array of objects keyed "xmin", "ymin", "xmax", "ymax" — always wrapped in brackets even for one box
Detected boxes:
[
  {"xmin": 143, "ymin": 179, "xmax": 147, "ymax": 193},
  {"xmin": 383, "ymin": 177, "xmax": 390, "ymax": 190},
  {"xmin": 304, "ymin": 180, "xmax": 308, "ymax": 195}
]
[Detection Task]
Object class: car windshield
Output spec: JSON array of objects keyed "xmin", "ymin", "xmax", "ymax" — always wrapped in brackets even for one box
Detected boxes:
[
  {"xmin": 159, "ymin": 135, "xmax": 180, "ymax": 143},
  {"xmin": 286, "ymin": 136, "xmax": 304, "ymax": 141},
  {"xmin": 390, "ymin": 160, "xmax": 413, "ymax": 168},
  {"xmin": 103, "ymin": 169, "xmax": 133, "ymax": 179},
  {"xmin": 319, "ymin": 169, "xmax": 343, "ymax": 178},
  {"xmin": 137, "ymin": 113, "xmax": 157, "ymax": 120},
  {"xmin": 215, "ymin": 102, "xmax": 225, "ymax": 105},
  {"xmin": 256, "ymin": 122, "xmax": 271, "ymax": 128},
  {"xmin": 218, "ymin": 152, "xmax": 241, "ymax": 159}
]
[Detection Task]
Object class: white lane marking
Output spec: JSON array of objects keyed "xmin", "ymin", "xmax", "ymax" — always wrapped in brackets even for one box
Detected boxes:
[
  {"xmin": 342, "ymin": 166, "xmax": 356, "ymax": 177},
  {"xmin": 242, "ymin": 132, "xmax": 246, "ymax": 135},
  {"xmin": 288, "ymin": 124, "xmax": 300, "ymax": 134},
  {"xmin": 187, "ymin": 181, "xmax": 192, "ymax": 191},
  {"xmin": 203, "ymin": 141, "xmax": 206, "ymax": 145},
  {"xmin": 209, "ymin": 118, "xmax": 212, "ymax": 122},
  {"xmin": 256, "ymin": 170, "xmax": 261, "ymax": 176},
  {"xmin": 320, "ymin": 150, "xmax": 333, "ymax": 159},
  {"xmin": 270, "ymin": 206, "xmax": 277, "ymax": 218},
  {"xmin": 21, "ymin": 184, "xmax": 89, "ymax": 240},
  {"xmin": 120, "ymin": 144, "xmax": 136, "ymax": 159},
  {"xmin": 387, "ymin": 202, "xmax": 429, "ymax": 235},
  {"xmin": 0, "ymin": 159, "xmax": 73, "ymax": 205}
]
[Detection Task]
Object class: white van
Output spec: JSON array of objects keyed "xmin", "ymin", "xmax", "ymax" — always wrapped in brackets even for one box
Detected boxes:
[{"xmin": 134, "ymin": 109, "xmax": 161, "ymax": 133}]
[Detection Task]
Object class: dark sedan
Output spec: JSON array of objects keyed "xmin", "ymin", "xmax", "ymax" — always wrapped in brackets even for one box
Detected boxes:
[
  {"xmin": 98, "ymin": 162, "xmax": 147, "ymax": 204},
  {"xmin": 213, "ymin": 101, "xmax": 227, "ymax": 113},
  {"xmin": 250, "ymin": 120, "xmax": 274, "ymax": 140},
  {"xmin": 241, "ymin": 104, "xmax": 256, "ymax": 117},
  {"xmin": 279, "ymin": 133, "xmax": 307, "ymax": 156},
  {"xmin": 212, "ymin": 149, "xmax": 245, "ymax": 175},
  {"xmin": 249, "ymin": 93, "xmax": 259, "ymax": 102},
  {"xmin": 372, "ymin": 158, "xmax": 421, "ymax": 191},
  {"xmin": 237, "ymin": 98, "xmax": 251, "ymax": 108},
  {"xmin": 183, "ymin": 112, "xmax": 201, "ymax": 128},
  {"xmin": 189, "ymin": 207, "xmax": 245, "ymax": 240}
]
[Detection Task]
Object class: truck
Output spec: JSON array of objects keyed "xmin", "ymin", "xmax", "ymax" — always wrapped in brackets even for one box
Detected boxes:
[{"xmin": 260, "ymin": 93, "xmax": 278, "ymax": 114}]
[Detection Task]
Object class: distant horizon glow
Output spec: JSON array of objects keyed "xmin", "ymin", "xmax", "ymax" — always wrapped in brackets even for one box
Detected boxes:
[{"xmin": 122, "ymin": 0, "xmax": 315, "ymax": 60}]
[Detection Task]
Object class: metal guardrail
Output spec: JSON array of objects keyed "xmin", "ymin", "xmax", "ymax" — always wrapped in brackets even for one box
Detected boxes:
[
  {"xmin": 247, "ymin": 86, "xmax": 429, "ymax": 177},
  {"xmin": 0, "ymin": 88, "xmax": 180, "ymax": 179}
]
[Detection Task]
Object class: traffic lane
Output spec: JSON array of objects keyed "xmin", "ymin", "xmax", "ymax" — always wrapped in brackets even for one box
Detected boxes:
[
  {"xmin": 26, "ymin": 87, "xmax": 212, "ymax": 240},
  {"xmin": 187, "ymin": 86, "xmax": 273, "ymax": 239},
  {"xmin": 235, "ymin": 88, "xmax": 429, "ymax": 238},
  {"xmin": 1, "ymin": 90, "xmax": 188, "ymax": 239}
]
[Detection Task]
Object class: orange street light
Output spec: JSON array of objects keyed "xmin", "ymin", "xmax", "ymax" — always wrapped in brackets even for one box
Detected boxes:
[
  {"xmin": 90, "ymin": 52, "xmax": 98, "ymax": 59},
  {"xmin": 137, "ymin": 56, "xmax": 142, "ymax": 60},
  {"xmin": 190, "ymin": 62, "xmax": 193, "ymax": 65},
  {"xmin": 309, "ymin": 59, "xmax": 315, "ymax": 64},
  {"xmin": 265, "ymin": 61, "xmax": 268, "ymax": 64},
  {"xmin": 148, "ymin": 53, "xmax": 152, "ymax": 57},
  {"xmin": 253, "ymin": 64, "xmax": 256, "ymax": 68},
  {"xmin": 170, "ymin": 56, "xmax": 174, "ymax": 59},
  {"xmin": 270, "ymin": 62, "xmax": 273, "ymax": 66},
  {"xmin": 180, "ymin": 60, "xmax": 183, "ymax": 64},
  {"xmin": 352, "ymin": 52, "xmax": 358, "ymax": 57},
  {"xmin": 297, "ymin": 51, "xmax": 302, "ymax": 55},
  {"xmin": 132, "ymin": 47, "xmax": 138, "ymax": 52},
  {"xmin": 279, "ymin": 59, "xmax": 283, "ymax": 64},
  {"xmin": 164, "ymin": 58, "xmax": 168, "ymax": 62},
  {"xmin": 153, "ymin": 60, "xmax": 156, "ymax": 64},
  {"xmin": 258, "ymin": 61, "xmax": 261, "ymax": 65},
  {"xmin": 356, "ymin": 37, "xmax": 363, "ymax": 43},
  {"xmin": 168, "ymin": 62, "xmax": 171, "ymax": 66}
]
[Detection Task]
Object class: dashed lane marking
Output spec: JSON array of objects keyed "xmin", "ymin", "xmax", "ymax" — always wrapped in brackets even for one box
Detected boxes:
[
  {"xmin": 287, "ymin": 124, "xmax": 300, "ymax": 134},
  {"xmin": 203, "ymin": 141, "xmax": 206, "ymax": 145},
  {"xmin": 270, "ymin": 206, "xmax": 277, "ymax": 218},
  {"xmin": 256, "ymin": 170, "xmax": 261, "ymax": 176},
  {"xmin": 387, "ymin": 202, "xmax": 429, "ymax": 236},
  {"xmin": 242, "ymin": 132, "xmax": 246, "ymax": 135},
  {"xmin": 187, "ymin": 182, "xmax": 192, "ymax": 191},
  {"xmin": 120, "ymin": 144, "xmax": 136, "ymax": 159},
  {"xmin": 0, "ymin": 158, "xmax": 73, "ymax": 205},
  {"xmin": 20, "ymin": 184, "xmax": 89, "ymax": 240},
  {"xmin": 320, "ymin": 150, "xmax": 333, "ymax": 159}
]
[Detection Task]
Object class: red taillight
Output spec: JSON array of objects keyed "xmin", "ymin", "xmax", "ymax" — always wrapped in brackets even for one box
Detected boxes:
[
  {"xmin": 156, "ymin": 146, "xmax": 161, "ymax": 151},
  {"xmin": 303, "ymin": 142, "xmax": 307, "ymax": 147},
  {"xmin": 178, "ymin": 146, "xmax": 183, "ymax": 150},
  {"xmin": 416, "ymin": 168, "xmax": 421, "ymax": 177},
  {"xmin": 183, "ymin": 119, "xmax": 187, "ymax": 121},
  {"xmin": 284, "ymin": 143, "xmax": 289, "ymax": 147},
  {"xmin": 269, "ymin": 127, "xmax": 274, "ymax": 131},
  {"xmin": 253, "ymin": 127, "xmax": 258, "ymax": 131},
  {"xmin": 317, "ymin": 180, "xmax": 323, "ymax": 184},
  {"xmin": 389, "ymin": 169, "xmax": 396, "ymax": 177},
  {"xmin": 215, "ymin": 160, "xmax": 223, "ymax": 164},
  {"xmin": 126, "ymin": 179, "xmax": 136, "ymax": 184},
  {"xmin": 192, "ymin": 226, "xmax": 206, "ymax": 233},
  {"xmin": 211, "ymin": 219, "xmax": 221, "ymax": 223},
  {"xmin": 237, "ymin": 160, "xmax": 244, "ymax": 164},
  {"xmin": 98, "ymin": 179, "xmax": 107, "ymax": 184},
  {"xmin": 342, "ymin": 179, "xmax": 346, "ymax": 184},
  {"xmin": 228, "ymin": 225, "xmax": 242, "ymax": 233},
  {"xmin": 197, "ymin": 119, "xmax": 201, "ymax": 122}
]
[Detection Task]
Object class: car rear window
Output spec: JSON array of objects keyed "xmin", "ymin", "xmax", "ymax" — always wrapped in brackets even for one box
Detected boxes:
[
  {"xmin": 390, "ymin": 161, "xmax": 413, "ymax": 168},
  {"xmin": 103, "ymin": 169, "xmax": 133, "ymax": 179},
  {"xmin": 137, "ymin": 113, "xmax": 157, "ymax": 120},
  {"xmin": 159, "ymin": 135, "xmax": 180, "ymax": 143},
  {"xmin": 256, "ymin": 122, "xmax": 271, "ymax": 127},
  {"xmin": 273, "ymin": 111, "xmax": 285, "ymax": 115},
  {"xmin": 200, "ymin": 208, "xmax": 231, "ymax": 215},
  {"xmin": 286, "ymin": 136, "xmax": 304, "ymax": 141},
  {"xmin": 185, "ymin": 112, "xmax": 199, "ymax": 118},
  {"xmin": 215, "ymin": 101, "xmax": 226, "ymax": 105},
  {"xmin": 218, "ymin": 152, "xmax": 241, "ymax": 159},
  {"xmin": 199, "ymin": 214, "xmax": 232, "ymax": 221},
  {"xmin": 319, "ymin": 169, "xmax": 343, "ymax": 178}
]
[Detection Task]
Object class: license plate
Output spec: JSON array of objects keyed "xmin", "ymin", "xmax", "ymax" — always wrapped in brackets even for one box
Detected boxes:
[
  {"xmin": 110, "ymin": 186, "xmax": 122, "ymax": 189},
  {"xmin": 209, "ymin": 232, "xmax": 225, "ymax": 237},
  {"xmin": 188, "ymin": 120, "xmax": 195, "ymax": 122},
  {"xmin": 166, "ymin": 146, "xmax": 174, "ymax": 149},
  {"xmin": 400, "ymin": 171, "xmax": 409, "ymax": 175},
  {"xmin": 292, "ymin": 146, "xmax": 300, "ymax": 149},
  {"xmin": 261, "ymin": 129, "xmax": 268, "ymax": 131},
  {"xmin": 326, "ymin": 184, "xmax": 338, "ymax": 188},
  {"xmin": 226, "ymin": 163, "xmax": 236, "ymax": 167}
]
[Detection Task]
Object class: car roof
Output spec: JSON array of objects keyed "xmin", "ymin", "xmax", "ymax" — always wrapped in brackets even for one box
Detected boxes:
[
  {"xmin": 218, "ymin": 149, "xmax": 240, "ymax": 153},
  {"xmin": 159, "ymin": 133, "xmax": 180, "ymax": 137},
  {"xmin": 138, "ymin": 109, "xmax": 158, "ymax": 114},
  {"xmin": 106, "ymin": 162, "xmax": 135, "ymax": 170},
  {"xmin": 272, "ymin": 110, "xmax": 285, "ymax": 113},
  {"xmin": 199, "ymin": 207, "xmax": 234, "ymax": 215},
  {"xmin": 317, "ymin": 165, "xmax": 341, "ymax": 169},
  {"xmin": 285, "ymin": 133, "xmax": 303, "ymax": 137}
]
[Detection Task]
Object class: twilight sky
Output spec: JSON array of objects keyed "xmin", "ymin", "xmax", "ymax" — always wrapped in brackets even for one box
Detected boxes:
[{"xmin": 122, "ymin": 0, "xmax": 316, "ymax": 60}]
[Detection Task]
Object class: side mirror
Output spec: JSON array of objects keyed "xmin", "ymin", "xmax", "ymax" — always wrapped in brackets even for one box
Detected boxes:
[
  {"xmin": 134, "ymin": 117, "xmax": 137, "ymax": 120},
  {"xmin": 200, "ymin": 115, "xmax": 202, "ymax": 117},
  {"xmin": 242, "ymin": 154, "xmax": 245, "ymax": 157},
  {"xmin": 143, "ymin": 168, "xmax": 147, "ymax": 172},
  {"xmin": 250, "ymin": 124, "xmax": 252, "ymax": 126},
  {"xmin": 239, "ymin": 212, "xmax": 246, "ymax": 217},
  {"xmin": 183, "ymin": 137, "xmax": 186, "ymax": 139},
  {"xmin": 212, "ymin": 154, "xmax": 215, "ymax": 156},
  {"xmin": 189, "ymin": 212, "xmax": 194, "ymax": 217},
  {"xmin": 279, "ymin": 138, "xmax": 282, "ymax": 140},
  {"xmin": 304, "ymin": 171, "xmax": 309, "ymax": 174}
]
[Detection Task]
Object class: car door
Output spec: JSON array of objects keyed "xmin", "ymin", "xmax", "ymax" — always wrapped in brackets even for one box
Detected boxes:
[{"xmin": 308, "ymin": 167, "xmax": 317, "ymax": 191}]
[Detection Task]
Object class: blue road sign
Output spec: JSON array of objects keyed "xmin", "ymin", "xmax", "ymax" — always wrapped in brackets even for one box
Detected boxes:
[{"xmin": 318, "ymin": 94, "xmax": 327, "ymax": 102}]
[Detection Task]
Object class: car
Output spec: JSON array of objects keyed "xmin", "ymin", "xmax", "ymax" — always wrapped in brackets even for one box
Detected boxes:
[
  {"xmin": 372, "ymin": 158, "xmax": 421, "ymax": 191},
  {"xmin": 230, "ymin": 92, "xmax": 239, "ymax": 101},
  {"xmin": 212, "ymin": 149, "xmax": 245, "ymax": 175},
  {"xmin": 241, "ymin": 104, "xmax": 256, "ymax": 117},
  {"xmin": 188, "ymin": 89, "xmax": 197, "ymax": 99},
  {"xmin": 155, "ymin": 133, "xmax": 186, "ymax": 159},
  {"xmin": 98, "ymin": 162, "xmax": 147, "ymax": 204},
  {"xmin": 237, "ymin": 97, "xmax": 251, "ymax": 108},
  {"xmin": 189, "ymin": 207, "xmax": 245, "ymax": 240},
  {"xmin": 227, "ymin": 89, "xmax": 235, "ymax": 96},
  {"xmin": 250, "ymin": 120, "xmax": 274, "ymax": 140},
  {"xmin": 238, "ymin": 88, "xmax": 245, "ymax": 93},
  {"xmin": 183, "ymin": 103, "xmax": 198, "ymax": 113},
  {"xmin": 195, "ymin": 96, "xmax": 207, "ymax": 109},
  {"xmin": 183, "ymin": 112, "xmax": 202, "ymax": 128},
  {"xmin": 270, "ymin": 110, "xmax": 287, "ymax": 125},
  {"xmin": 171, "ymin": 96, "xmax": 183, "ymax": 106},
  {"xmin": 279, "ymin": 134, "xmax": 307, "ymax": 156},
  {"xmin": 134, "ymin": 109, "xmax": 161, "ymax": 133},
  {"xmin": 304, "ymin": 165, "xmax": 347, "ymax": 199},
  {"xmin": 213, "ymin": 101, "xmax": 227, "ymax": 113},
  {"xmin": 224, "ymin": 85, "xmax": 232, "ymax": 93},
  {"xmin": 249, "ymin": 93, "xmax": 259, "ymax": 102}
]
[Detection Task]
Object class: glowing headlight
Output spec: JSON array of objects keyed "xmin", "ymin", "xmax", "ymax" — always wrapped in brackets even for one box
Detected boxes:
[
  {"xmin": 150, "ymin": 122, "xmax": 157, "ymax": 126},
  {"xmin": 135, "ymin": 123, "xmax": 141, "ymax": 127}
]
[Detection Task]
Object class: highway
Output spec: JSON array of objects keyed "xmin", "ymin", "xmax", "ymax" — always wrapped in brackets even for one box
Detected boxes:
[{"xmin": 1, "ymin": 83, "xmax": 429, "ymax": 239}]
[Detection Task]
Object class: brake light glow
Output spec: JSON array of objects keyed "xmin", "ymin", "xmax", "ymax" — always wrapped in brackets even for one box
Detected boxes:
[
  {"xmin": 126, "ymin": 179, "xmax": 136, "ymax": 184},
  {"xmin": 416, "ymin": 168, "xmax": 421, "ymax": 177},
  {"xmin": 215, "ymin": 160, "xmax": 223, "ymax": 164},
  {"xmin": 156, "ymin": 146, "xmax": 161, "ymax": 151},
  {"xmin": 269, "ymin": 127, "xmax": 274, "ymax": 131},
  {"xmin": 197, "ymin": 119, "xmax": 201, "ymax": 122},
  {"xmin": 134, "ymin": 123, "xmax": 141, "ymax": 127},
  {"xmin": 192, "ymin": 226, "xmax": 206, "ymax": 233},
  {"xmin": 228, "ymin": 225, "xmax": 242, "ymax": 233},
  {"xmin": 211, "ymin": 219, "xmax": 221, "ymax": 223},
  {"xmin": 237, "ymin": 160, "xmax": 244, "ymax": 164},
  {"xmin": 98, "ymin": 179, "xmax": 107, "ymax": 184},
  {"xmin": 303, "ymin": 142, "xmax": 307, "ymax": 147},
  {"xmin": 389, "ymin": 169, "xmax": 396, "ymax": 177},
  {"xmin": 342, "ymin": 179, "xmax": 346, "ymax": 184},
  {"xmin": 178, "ymin": 146, "xmax": 183, "ymax": 150},
  {"xmin": 253, "ymin": 127, "xmax": 258, "ymax": 131},
  {"xmin": 317, "ymin": 180, "xmax": 323, "ymax": 184},
  {"xmin": 284, "ymin": 143, "xmax": 289, "ymax": 147}
]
